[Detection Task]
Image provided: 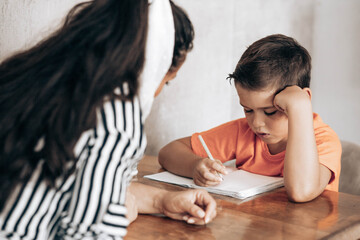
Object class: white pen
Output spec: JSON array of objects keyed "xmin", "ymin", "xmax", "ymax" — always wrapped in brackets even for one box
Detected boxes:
[{"xmin": 198, "ymin": 135, "xmax": 224, "ymax": 180}]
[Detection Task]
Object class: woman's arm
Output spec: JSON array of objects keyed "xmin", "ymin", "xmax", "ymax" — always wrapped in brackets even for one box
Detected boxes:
[
  {"xmin": 128, "ymin": 182, "xmax": 217, "ymax": 225},
  {"xmin": 57, "ymin": 98, "xmax": 143, "ymax": 238}
]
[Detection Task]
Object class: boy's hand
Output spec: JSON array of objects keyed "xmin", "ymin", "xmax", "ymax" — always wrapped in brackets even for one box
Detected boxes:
[
  {"xmin": 193, "ymin": 158, "xmax": 227, "ymax": 186},
  {"xmin": 159, "ymin": 189, "xmax": 217, "ymax": 225},
  {"xmin": 273, "ymin": 85, "xmax": 312, "ymax": 115}
]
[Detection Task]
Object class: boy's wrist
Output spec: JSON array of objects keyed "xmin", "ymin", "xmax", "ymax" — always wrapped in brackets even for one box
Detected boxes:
[
  {"xmin": 285, "ymin": 97, "xmax": 312, "ymax": 116},
  {"xmin": 192, "ymin": 157, "xmax": 205, "ymax": 170},
  {"xmin": 274, "ymin": 86, "xmax": 312, "ymax": 115}
]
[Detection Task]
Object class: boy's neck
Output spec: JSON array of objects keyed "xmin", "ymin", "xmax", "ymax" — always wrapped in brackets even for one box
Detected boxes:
[{"xmin": 267, "ymin": 142, "xmax": 287, "ymax": 155}]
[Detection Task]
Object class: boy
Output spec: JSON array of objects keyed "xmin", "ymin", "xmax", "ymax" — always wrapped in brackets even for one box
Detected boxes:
[{"xmin": 158, "ymin": 34, "xmax": 341, "ymax": 203}]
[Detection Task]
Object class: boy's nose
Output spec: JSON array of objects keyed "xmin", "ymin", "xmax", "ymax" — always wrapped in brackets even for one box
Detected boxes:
[{"xmin": 252, "ymin": 114, "xmax": 265, "ymax": 128}]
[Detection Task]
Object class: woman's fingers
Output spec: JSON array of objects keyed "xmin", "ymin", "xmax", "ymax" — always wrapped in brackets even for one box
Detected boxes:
[
  {"xmin": 161, "ymin": 189, "xmax": 217, "ymax": 225},
  {"xmin": 186, "ymin": 190, "xmax": 217, "ymax": 225}
]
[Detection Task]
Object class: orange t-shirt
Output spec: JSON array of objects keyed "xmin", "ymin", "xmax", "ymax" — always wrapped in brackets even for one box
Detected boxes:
[{"xmin": 191, "ymin": 113, "xmax": 342, "ymax": 191}]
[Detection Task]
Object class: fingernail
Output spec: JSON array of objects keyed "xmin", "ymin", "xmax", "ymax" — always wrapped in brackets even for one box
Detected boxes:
[
  {"xmin": 188, "ymin": 219, "xmax": 195, "ymax": 224},
  {"xmin": 205, "ymin": 217, "xmax": 210, "ymax": 224},
  {"xmin": 197, "ymin": 210, "xmax": 205, "ymax": 218},
  {"xmin": 183, "ymin": 215, "xmax": 189, "ymax": 221}
]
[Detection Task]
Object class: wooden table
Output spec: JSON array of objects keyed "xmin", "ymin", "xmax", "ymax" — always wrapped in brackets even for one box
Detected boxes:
[{"xmin": 125, "ymin": 156, "xmax": 360, "ymax": 240}]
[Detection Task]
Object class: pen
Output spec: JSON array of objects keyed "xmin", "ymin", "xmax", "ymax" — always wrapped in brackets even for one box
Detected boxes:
[{"xmin": 198, "ymin": 135, "xmax": 224, "ymax": 180}]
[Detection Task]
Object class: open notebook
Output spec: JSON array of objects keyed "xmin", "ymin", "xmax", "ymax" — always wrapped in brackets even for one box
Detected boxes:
[{"xmin": 144, "ymin": 167, "xmax": 284, "ymax": 199}]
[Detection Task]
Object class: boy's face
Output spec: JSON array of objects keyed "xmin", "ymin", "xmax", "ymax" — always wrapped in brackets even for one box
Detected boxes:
[{"xmin": 235, "ymin": 84, "xmax": 288, "ymax": 154}]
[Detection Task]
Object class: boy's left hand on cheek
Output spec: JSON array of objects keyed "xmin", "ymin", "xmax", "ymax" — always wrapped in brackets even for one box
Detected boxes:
[{"xmin": 273, "ymin": 85, "xmax": 312, "ymax": 115}]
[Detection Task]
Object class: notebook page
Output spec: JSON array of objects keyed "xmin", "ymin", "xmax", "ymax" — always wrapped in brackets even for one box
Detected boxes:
[
  {"xmin": 144, "ymin": 171, "xmax": 195, "ymax": 188},
  {"xmin": 145, "ymin": 168, "xmax": 283, "ymax": 199},
  {"xmin": 212, "ymin": 170, "xmax": 283, "ymax": 192}
]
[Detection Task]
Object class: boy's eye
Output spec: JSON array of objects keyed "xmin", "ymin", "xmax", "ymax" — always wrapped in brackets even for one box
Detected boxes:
[
  {"xmin": 244, "ymin": 109, "xmax": 253, "ymax": 113},
  {"xmin": 264, "ymin": 110, "xmax": 277, "ymax": 116}
]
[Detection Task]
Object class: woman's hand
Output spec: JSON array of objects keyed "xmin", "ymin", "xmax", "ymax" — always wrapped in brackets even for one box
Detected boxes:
[
  {"xmin": 193, "ymin": 158, "xmax": 227, "ymax": 186},
  {"xmin": 158, "ymin": 189, "xmax": 217, "ymax": 225},
  {"xmin": 125, "ymin": 189, "xmax": 138, "ymax": 223},
  {"xmin": 129, "ymin": 182, "xmax": 217, "ymax": 224}
]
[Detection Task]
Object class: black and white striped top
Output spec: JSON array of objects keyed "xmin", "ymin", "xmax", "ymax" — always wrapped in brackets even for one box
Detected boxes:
[{"xmin": 0, "ymin": 95, "xmax": 146, "ymax": 239}]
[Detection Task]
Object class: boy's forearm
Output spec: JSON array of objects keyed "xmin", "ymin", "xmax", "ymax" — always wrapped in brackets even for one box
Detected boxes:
[
  {"xmin": 158, "ymin": 137, "xmax": 202, "ymax": 178},
  {"xmin": 284, "ymin": 103, "xmax": 323, "ymax": 202}
]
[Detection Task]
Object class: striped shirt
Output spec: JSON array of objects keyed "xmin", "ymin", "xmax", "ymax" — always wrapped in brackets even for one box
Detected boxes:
[{"xmin": 0, "ymin": 95, "xmax": 146, "ymax": 239}]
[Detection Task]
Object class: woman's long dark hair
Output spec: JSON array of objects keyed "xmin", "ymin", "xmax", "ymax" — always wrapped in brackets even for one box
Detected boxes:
[
  {"xmin": 0, "ymin": 0, "xmax": 194, "ymax": 211},
  {"xmin": 0, "ymin": 0, "xmax": 149, "ymax": 210}
]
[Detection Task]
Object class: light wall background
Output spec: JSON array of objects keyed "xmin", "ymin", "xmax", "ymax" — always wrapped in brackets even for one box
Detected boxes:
[{"xmin": 1, "ymin": 0, "xmax": 359, "ymax": 155}]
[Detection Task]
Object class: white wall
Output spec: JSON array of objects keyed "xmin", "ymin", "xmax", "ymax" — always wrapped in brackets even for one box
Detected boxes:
[
  {"xmin": 311, "ymin": 0, "xmax": 360, "ymax": 145},
  {"xmin": 0, "ymin": 0, "xmax": 83, "ymax": 60},
  {"xmin": 1, "ymin": 0, "xmax": 359, "ymax": 156}
]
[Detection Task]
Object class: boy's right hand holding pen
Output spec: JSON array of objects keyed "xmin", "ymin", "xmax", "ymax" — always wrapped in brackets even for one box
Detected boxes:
[
  {"xmin": 193, "ymin": 135, "xmax": 228, "ymax": 187},
  {"xmin": 193, "ymin": 158, "xmax": 227, "ymax": 186}
]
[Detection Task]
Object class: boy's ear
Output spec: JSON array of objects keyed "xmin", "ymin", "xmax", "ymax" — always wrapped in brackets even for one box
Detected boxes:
[{"xmin": 303, "ymin": 87, "xmax": 312, "ymax": 100}]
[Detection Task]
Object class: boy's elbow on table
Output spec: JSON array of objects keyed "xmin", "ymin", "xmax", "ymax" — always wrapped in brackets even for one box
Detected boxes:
[
  {"xmin": 286, "ymin": 185, "xmax": 322, "ymax": 203},
  {"xmin": 287, "ymin": 191, "xmax": 314, "ymax": 203}
]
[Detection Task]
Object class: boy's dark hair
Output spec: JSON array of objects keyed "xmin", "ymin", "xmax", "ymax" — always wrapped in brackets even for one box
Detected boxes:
[{"xmin": 228, "ymin": 34, "xmax": 311, "ymax": 91}]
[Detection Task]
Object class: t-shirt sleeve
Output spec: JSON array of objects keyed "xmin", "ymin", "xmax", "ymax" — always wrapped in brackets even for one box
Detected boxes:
[
  {"xmin": 191, "ymin": 120, "xmax": 241, "ymax": 162},
  {"xmin": 315, "ymin": 126, "xmax": 342, "ymax": 191}
]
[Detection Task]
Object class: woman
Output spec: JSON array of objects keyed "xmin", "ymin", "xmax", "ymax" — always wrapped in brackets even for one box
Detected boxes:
[{"xmin": 0, "ymin": 0, "xmax": 216, "ymax": 239}]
